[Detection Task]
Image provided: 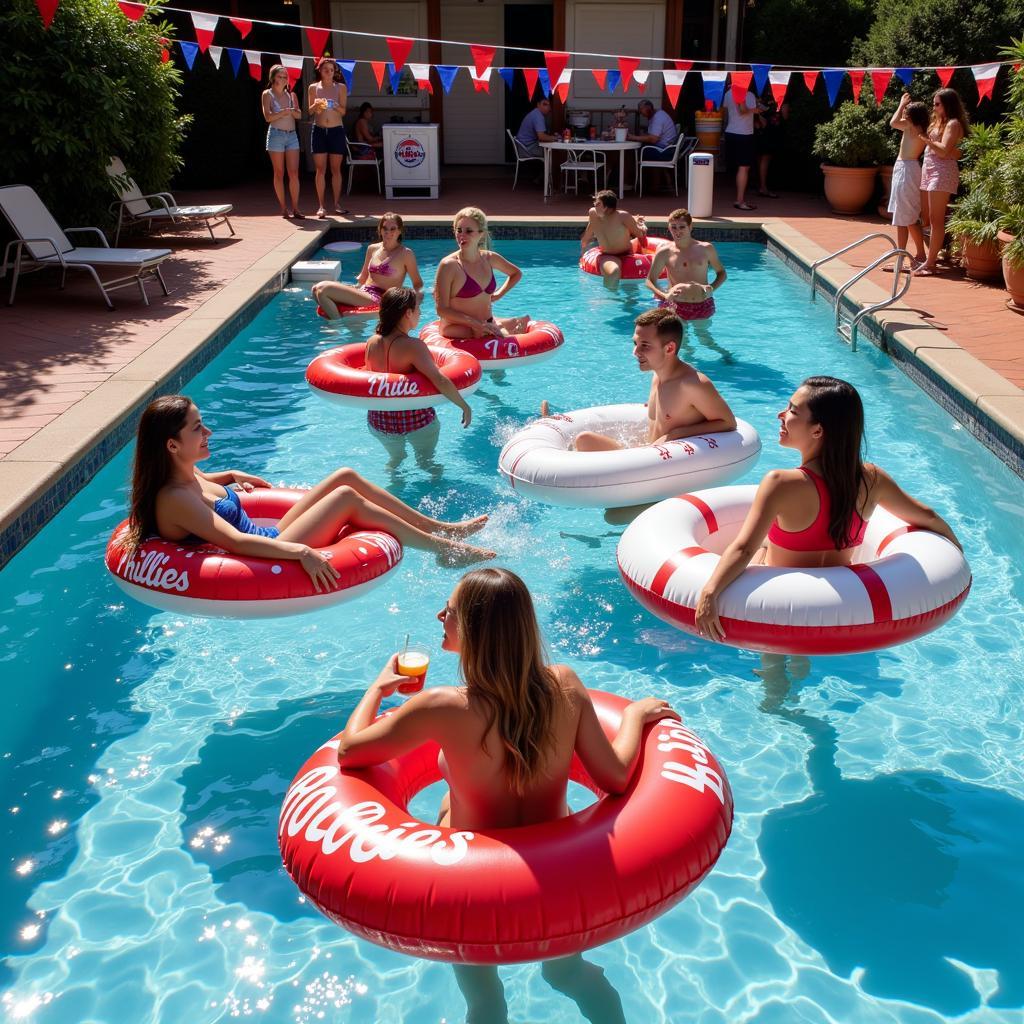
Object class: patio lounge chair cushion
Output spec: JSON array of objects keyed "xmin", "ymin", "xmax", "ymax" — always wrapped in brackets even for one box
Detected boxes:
[
  {"xmin": 129, "ymin": 203, "xmax": 233, "ymax": 220},
  {"xmin": 35, "ymin": 246, "xmax": 171, "ymax": 266}
]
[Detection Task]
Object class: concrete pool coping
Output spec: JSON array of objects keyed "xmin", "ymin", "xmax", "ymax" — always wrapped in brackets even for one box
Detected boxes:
[{"xmin": 1, "ymin": 215, "xmax": 1022, "ymax": 570}]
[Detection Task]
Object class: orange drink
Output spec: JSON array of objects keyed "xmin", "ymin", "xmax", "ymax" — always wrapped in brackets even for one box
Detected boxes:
[{"xmin": 396, "ymin": 645, "xmax": 429, "ymax": 694}]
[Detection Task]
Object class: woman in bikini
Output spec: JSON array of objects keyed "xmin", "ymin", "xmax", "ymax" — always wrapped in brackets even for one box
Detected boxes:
[
  {"xmin": 312, "ymin": 213, "xmax": 422, "ymax": 320},
  {"xmin": 434, "ymin": 207, "xmax": 530, "ymax": 340},
  {"xmin": 694, "ymin": 376, "xmax": 961, "ymax": 642},
  {"xmin": 307, "ymin": 56, "xmax": 348, "ymax": 219},
  {"xmin": 916, "ymin": 88, "xmax": 969, "ymax": 277},
  {"xmin": 335, "ymin": 566, "xmax": 676, "ymax": 1023},
  {"xmin": 261, "ymin": 65, "xmax": 304, "ymax": 220},
  {"xmin": 126, "ymin": 396, "xmax": 495, "ymax": 586}
]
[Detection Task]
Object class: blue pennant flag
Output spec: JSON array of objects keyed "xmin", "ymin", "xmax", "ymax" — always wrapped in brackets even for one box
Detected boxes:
[
  {"xmin": 822, "ymin": 68, "xmax": 846, "ymax": 107},
  {"xmin": 179, "ymin": 40, "xmax": 199, "ymax": 71},
  {"xmin": 436, "ymin": 65, "xmax": 460, "ymax": 94},
  {"xmin": 538, "ymin": 68, "xmax": 551, "ymax": 98},
  {"xmin": 894, "ymin": 66, "xmax": 914, "ymax": 87},
  {"xmin": 606, "ymin": 68, "xmax": 621, "ymax": 93},
  {"xmin": 751, "ymin": 63, "xmax": 771, "ymax": 95},
  {"xmin": 338, "ymin": 60, "xmax": 355, "ymax": 91},
  {"xmin": 702, "ymin": 76, "xmax": 725, "ymax": 109},
  {"xmin": 387, "ymin": 62, "xmax": 402, "ymax": 94},
  {"xmin": 227, "ymin": 48, "xmax": 243, "ymax": 78},
  {"xmin": 498, "ymin": 67, "xmax": 515, "ymax": 91}
]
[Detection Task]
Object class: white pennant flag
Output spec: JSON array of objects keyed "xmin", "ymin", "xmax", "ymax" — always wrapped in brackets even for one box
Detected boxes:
[
  {"xmin": 633, "ymin": 69, "xmax": 651, "ymax": 88},
  {"xmin": 190, "ymin": 11, "xmax": 218, "ymax": 53},
  {"xmin": 767, "ymin": 69, "xmax": 792, "ymax": 105},
  {"xmin": 209, "ymin": 45, "xmax": 223, "ymax": 68},
  {"xmin": 281, "ymin": 54, "xmax": 305, "ymax": 76},
  {"xmin": 469, "ymin": 66, "xmax": 493, "ymax": 84},
  {"xmin": 662, "ymin": 70, "xmax": 686, "ymax": 87},
  {"xmin": 971, "ymin": 62, "xmax": 1000, "ymax": 101}
]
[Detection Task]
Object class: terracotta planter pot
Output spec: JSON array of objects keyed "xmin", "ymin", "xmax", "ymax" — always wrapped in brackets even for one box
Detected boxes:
[
  {"xmin": 998, "ymin": 230, "xmax": 1024, "ymax": 311},
  {"xmin": 821, "ymin": 164, "xmax": 878, "ymax": 216},
  {"xmin": 877, "ymin": 165, "xmax": 894, "ymax": 218},
  {"xmin": 959, "ymin": 237, "xmax": 1003, "ymax": 282}
]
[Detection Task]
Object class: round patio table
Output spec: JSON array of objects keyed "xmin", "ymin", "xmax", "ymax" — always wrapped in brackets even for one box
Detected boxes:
[{"xmin": 539, "ymin": 140, "xmax": 641, "ymax": 200}]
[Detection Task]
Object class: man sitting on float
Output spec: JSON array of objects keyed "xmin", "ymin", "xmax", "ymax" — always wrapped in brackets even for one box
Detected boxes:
[{"xmin": 579, "ymin": 190, "xmax": 648, "ymax": 290}]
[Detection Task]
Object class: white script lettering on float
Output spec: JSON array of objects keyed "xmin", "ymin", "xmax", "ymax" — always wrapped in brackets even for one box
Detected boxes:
[
  {"xmin": 656, "ymin": 723, "xmax": 726, "ymax": 805},
  {"xmin": 367, "ymin": 375, "xmax": 420, "ymax": 398},
  {"xmin": 280, "ymin": 764, "xmax": 474, "ymax": 865},
  {"xmin": 116, "ymin": 547, "xmax": 190, "ymax": 592}
]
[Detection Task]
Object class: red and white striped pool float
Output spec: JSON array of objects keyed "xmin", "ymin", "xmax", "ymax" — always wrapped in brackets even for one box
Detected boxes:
[
  {"xmin": 580, "ymin": 235, "xmax": 670, "ymax": 281},
  {"xmin": 105, "ymin": 488, "xmax": 403, "ymax": 618},
  {"xmin": 279, "ymin": 688, "xmax": 732, "ymax": 963},
  {"xmin": 306, "ymin": 343, "xmax": 482, "ymax": 410},
  {"xmin": 617, "ymin": 485, "xmax": 971, "ymax": 655},
  {"xmin": 420, "ymin": 319, "xmax": 564, "ymax": 368},
  {"xmin": 317, "ymin": 303, "xmax": 379, "ymax": 320}
]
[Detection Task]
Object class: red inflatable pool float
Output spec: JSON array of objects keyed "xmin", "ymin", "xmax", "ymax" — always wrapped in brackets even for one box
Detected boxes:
[
  {"xmin": 105, "ymin": 488, "xmax": 403, "ymax": 618},
  {"xmin": 278, "ymin": 689, "xmax": 732, "ymax": 963},
  {"xmin": 317, "ymin": 303, "xmax": 379, "ymax": 320},
  {"xmin": 580, "ymin": 235, "xmax": 670, "ymax": 280},
  {"xmin": 420, "ymin": 319, "xmax": 564, "ymax": 368},
  {"xmin": 306, "ymin": 343, "xmax": 482, "ymax": 410}
]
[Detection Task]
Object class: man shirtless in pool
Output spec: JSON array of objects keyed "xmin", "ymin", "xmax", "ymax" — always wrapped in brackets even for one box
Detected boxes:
[
  {"xmin": 645, "ymin": 208, "xmax": 726, "ymax": 326},
  {"xmin": 540, "ymin": 308, "xmax": 736, "ymax": 450},
  {"xmin": 579, "ymin": 190, "xmax": 647, "ymax": 290}
]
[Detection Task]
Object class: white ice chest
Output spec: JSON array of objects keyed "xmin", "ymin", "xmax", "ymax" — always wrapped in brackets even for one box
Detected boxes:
[{"xmin": 291, "ymin": 260, "xmax": 341, "ymax": 282}]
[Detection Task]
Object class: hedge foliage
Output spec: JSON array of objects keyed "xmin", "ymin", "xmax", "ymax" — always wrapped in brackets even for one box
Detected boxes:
[{"xmin": 0, "ymin": 0, "xmax": 188, "ymax": 230}]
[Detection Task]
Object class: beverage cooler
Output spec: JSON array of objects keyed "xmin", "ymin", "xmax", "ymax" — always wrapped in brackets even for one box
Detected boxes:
[{"xmin": 382, "ymin": 123, "xmax": 440, "ymax": 200}]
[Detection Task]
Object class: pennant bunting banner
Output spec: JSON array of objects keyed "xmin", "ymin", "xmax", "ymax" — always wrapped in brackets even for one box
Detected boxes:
[
  {"xmin": 386, "ymin": 61, "xmax": 402, "ymax": 95},
  {"xmin": 161, "ymin": 42, "xmax": 170, "ymax": 63},
  {"xmin": 767, "ymin": 69, "xmax": 791, "ymax": 106},
  {"xmin": 436, "ymin": 65, "xmax": 460, "ymax": 94},
  {"xmin": 230, "ymin": 18, "xmax": 252, "ymax": 39},
  {"xmin": 870, "ymin": 69, "xmax": 892, "ymax": 105},
  {"xmin": 227, "ymin": 48, "xmax": 243, "ymax": 77},
  {"xmin": 544, "ymin": 52, "xmax": 569, "ymax": 91},
  {"xmin": 244, "ymin": 50, "xmax": 263, "ymax": 81},
  {"xmin": 408, "ymin": 63, "xmax": 433, "ymax": 93},
  {"xmin": 470, "ymin": 45, "xmax": 496, "ymax": 78},
  {"xmin": 522, "ymin": 67, "xmax": 539, "ymax": 99},
  {"xmin": 36, "ymin": 0, "xmax": 59, "ymax": 28},
  {"xmin": 662, "ymin": 69, "xmax": 685, "ymax": 108},
  {"xmin": 592, "ymin": 68, "xmax": 607, "ymax": 90},
  {"xmin": 470, "ymin": 67, "xmax": 492, "ymax": 93},
  {"xmin": 537, "ymin": 68, "xmax": 551, "ymax": 98},
  {"xmin": 701, "ymin": 70, "xmax": 727, "ymax": 109},
  {"xmin": 606, "ymin": 68, "xmax": 621, "ymax": 93},
  {"xmin": 972, "ymin": 62, "xmax": 1000, "ymax": 101},
  {"xmin": 370, "ymin": 60, "xmax": 387, "ymax": 91},
  {"xmin": 498, "ymin": 67, "xmax": 515, "ymax": 91},
  {"xmin": 118, "ymin": 1, "xmax": 146, "ymax": 20},
  {"xmin": 209, "ymin": 45, "xmax": 223, "ymax": 68},
  {"xmin": 190, "ymin": 12, "xmax": 218, "ymax": 53},
  {"xmin": 179, "ymin": 40, "xmax": 199, "ymax": 71},
  {"xmin": 338, "ymin": 60, "xmax": 355, "ymax": 91},
  {"xmin": 894, "ymin": 67, "xmax": 914, "ymax": 87},
  {"xmin": 281, "ymin": 54, "xmax": 305, "ymax": 89},
  {"xmin": 633, "ymin": 69, "xmax": 650, "ymax": 93},
  {"xmin": 305, "ymin": 27, "xmax": 330, "ymax": 58},
  {"xmin": 822, "ymin": 68, "xmax": 845, "ymax": 107},
  {"xmin": 730, "ymin": 69, "xmax": 753, "ymax": 104},
  {"xmin": 555, "ymin": 68, "xmax": 572, "ymax": 102},
  {"xmin": 673, "ymin": 60, "xmax": 693, "ymax": 74},
  {"xmin": 935, "ymin": 66, "xmax": 954, "ymax": 87},
  {"xmin": 618, "ymin": 57, "xmax": 641, "ymax": 92},
  {"xmin": 802, "ymin": 70, "xmax": 819, "ymax": 93},
  {"xmin": 848, "ymin": 68, "xmax": 865, "ymax": 102},
  {"xmin": 386, "ymin": 37, "xmax": 414, "ymax": 72},
  {"xmin": 751, "ymin": 63, "xmax": 771, "ymax": 95}
]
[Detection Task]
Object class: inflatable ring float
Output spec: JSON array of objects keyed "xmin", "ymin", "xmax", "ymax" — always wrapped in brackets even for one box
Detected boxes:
[
  {"xmin": 278, "ymin": 689, "xmax": 732, "ymax": 963},
  {"xmin": 317, "ymin": 302, "xmax": 379, "ymax": 320},
  {"xmin": 306, "ymin": 343, "xmax": 482, "ymax": 410},
  {"xmin": 618, "ymin": 485, "xmax": 972, "ymax": 655},
  {"xmin": 105, "ymin": 488, "xmax": 403, "ymax": 618},
  {"xmin": 580, "ymin": 236, "xmax": 670, "ymax": 280},
  {"xmin": 323, "ymin": 241, "xmax": 363, "ymax": 255},
  {"xmin": 499, "ymin": 404, "xmax": 761, "ymax": 508},
  {"xmin": 420, "ymin": 319, "xmax": 564, "ymax": 368}
]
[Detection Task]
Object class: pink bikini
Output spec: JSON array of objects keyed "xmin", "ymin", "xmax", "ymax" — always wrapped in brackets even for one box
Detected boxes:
[{"xmin": 455, "ymin": 262, "xmax": 497, "ymax": 299}]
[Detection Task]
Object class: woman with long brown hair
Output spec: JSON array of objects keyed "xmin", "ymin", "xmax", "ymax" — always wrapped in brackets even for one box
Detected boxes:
[
  {"xmin": 125, "ymin": 396, "xmax": 494, "ymax": 589},
  {"xmin": 695, "ymin": 376, "xmax": 961, "ymax": 642},
  {"xmin": 261, "ymin": 64, "xmax": 304, "ymax": 219},
  {"xmin": 336, "ymin": 567, "xmax": 676, "ymax": 1021}
]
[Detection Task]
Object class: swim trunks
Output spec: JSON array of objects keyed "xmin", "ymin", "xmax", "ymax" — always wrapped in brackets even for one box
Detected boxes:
[
  {"xmin": 659, "ymin": 295, "xmax": 716, "ymax": 321},
  {"xmin": 367, "ymin": 407, "xmax": 438, "ymax": 435}
]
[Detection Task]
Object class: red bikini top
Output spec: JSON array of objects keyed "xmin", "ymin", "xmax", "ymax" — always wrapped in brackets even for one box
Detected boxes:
[{"xmin": 767, "ymin": 467, "xmax": 867, "ymax": 552}]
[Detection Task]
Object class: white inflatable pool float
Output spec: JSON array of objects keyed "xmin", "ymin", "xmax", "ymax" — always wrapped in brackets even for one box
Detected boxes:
[
  {"xmin": 498, "ymin": 404, "xmax": 761, "ymax": 507},
  {"xmin": 617, "ymin": 485, "xmax": 972, "ymax": 654},
  {"xmin": 323, "ymin": 241, "xmax": 362, "ymax": 254}
]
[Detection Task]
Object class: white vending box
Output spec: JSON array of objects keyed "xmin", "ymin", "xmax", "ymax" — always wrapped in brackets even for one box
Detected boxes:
[
  {"xmin": 687, "ymin": 151, "xmax": 715, "ymax": 218},
  {"xmin": 382, "ymin": 123, "xmax": 440, "ymax": 200}
]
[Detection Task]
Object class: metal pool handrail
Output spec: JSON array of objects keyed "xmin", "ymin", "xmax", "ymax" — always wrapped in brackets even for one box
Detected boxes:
[
  {"xmin": 809, "ymin": 232, "xmax": 897, "ymax": 301},
  {"xmin": 834, "ymin": 248, "xmax": 915, "ymax": 352}
]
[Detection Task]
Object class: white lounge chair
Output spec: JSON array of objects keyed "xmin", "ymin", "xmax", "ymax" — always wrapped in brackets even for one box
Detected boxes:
[
  {"xmin": 0, "ymin": 184, "xmax": 171, "ymax": 309},
  {"xmin": 506, "ymin": 129, "xmax": 545, "ymax": 191},
  {"xmin": 107, "ymin": 157, "xmax": 234, "ymax": 245},
  {"xmin": 636, "ymin": 135, "xmax": 699, "ymax": 197}
]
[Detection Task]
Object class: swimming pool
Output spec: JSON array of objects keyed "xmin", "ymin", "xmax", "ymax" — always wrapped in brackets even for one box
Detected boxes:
[{"xmin": 2, "ymin": 239, "xmax": 1021, "ymax": 1023}]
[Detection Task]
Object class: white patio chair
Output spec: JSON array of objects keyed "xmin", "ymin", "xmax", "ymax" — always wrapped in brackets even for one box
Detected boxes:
[
  {"xmin": 106, "ymin": 157, "xmax": 233, "ymax": 245},
  {"xmin": 345, "ymin": 139, "xmax": 383, "ymax": 195},
  {"xmin": 0, "ymin": 184, "xmax": 171, "ymax": 309},
  {"xmin": 506, "ymin": 130, "xmax": 545, "ymax": 191},
  {"xmin": 560, "ymin": 146, "xmax": 606, "ymax": 195},
  {"xmin": 636, "ymin": 135, "xmax": 699, "ymax": 197}
]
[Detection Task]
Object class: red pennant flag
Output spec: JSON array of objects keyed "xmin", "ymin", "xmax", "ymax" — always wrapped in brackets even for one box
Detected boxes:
[
  {"xmin": 544, "ymin": 51, "xmax": 569, "ymax": 90},
  {"xmin": 935, "ymin": 66, "xmax": 954, "ymax": 87},
  {"xmin": 972, "ymin": 63, "xmax": 999, "ymax": 102},
  {"xmin": 848, "ymin": 69, "xmax": 865, "ymax": 102},
  {"xmin": 281, "ymin": 55, "xmax": 305, "ymax": 89},
  {"xmin": 662, "ymin": 70, "xmax": 685, "ymax": 108},
  {"xmin": 555, "ymin": 79, "xmax": 570, "ymax": 102},
  {"xmin": 592, "ymin": 68, "xmax": 608, "ymax": 90},
  {"xmin": 802, "ymin": 70, "xmax": 818, "ymax": 93},
  {"xmin": 473, "ymin": 79, "xmax": 489, "ymax": 93},
  {"xmin": 768, "ymin": 71, "xmax": 791, "ymax": 107},
  {"xmin": 305, "ymin": 27, "xmax": 330, "ymax": 58},
  {"xmin": 730, "ymin": 69, "xmax": 753, "ymax": 104},
  {"xmin": 470, "ymin": 45, "xmax": 496, "ymax": 78},
  {"xmin": 245, "ymin": 51, "xmax": 263, "ymax": 81},
  {"xmin": 871, "ymin": 69, "xmax": 892, "ymax": 105},
  {"xmin": 523, "ymin": 67, "xmax": 540, "ymax": 100},
  {"xmin": 35, "ymin": 0, "xmax": 59, "ymax": 28},
  {"xmin": 230, "ymin": 19, "xmax": 252, "ymax": 39},
  {"xmin": 370, "ymin": 61, "xmax": 387, "ymax": 91},
  {"xmin": 673, "ymin": 60, "xmax": 693, "ymax": 73},
  {"xmin": 190, "ymin": 12, "xmax": 218, "ymax": 53},
  {"xmin": 386, "ymin": 37, "xmax": 414, "ymax": 72},
  {"xmin": 618, "ymin": 57, "xmax": 640, "ymax": 92},
  {"xmin": 118, "ymin": 1, "xmax": 145, "ymax": 20}
]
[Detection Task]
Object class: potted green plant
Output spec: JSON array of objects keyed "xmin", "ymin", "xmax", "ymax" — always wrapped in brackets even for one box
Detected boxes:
[
  {"xmin": 998, "ymin": 206, "xmax": 1024, "ymax": 310},
  {"xmin": 813, "ymin": 102, "xmax": 891, "ymax": 215},
  {"xmin": 996, "ymin": 41, "xmax": 1024, "ymax": 309},
  {"xmin": 946, "ymin": 125, "xmax": 1004, "ymax": 280}
]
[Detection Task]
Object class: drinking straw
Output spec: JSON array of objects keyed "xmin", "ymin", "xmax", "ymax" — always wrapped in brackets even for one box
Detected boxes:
[{"xmin": 403, "ymin": 633, "xmax": 409, "ymax": 658}]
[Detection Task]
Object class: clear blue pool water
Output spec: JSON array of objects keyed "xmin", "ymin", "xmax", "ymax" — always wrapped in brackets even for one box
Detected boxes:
[{"xmin": 2, "ymin": 240, "xmax": 1022, "ymax": 1023}]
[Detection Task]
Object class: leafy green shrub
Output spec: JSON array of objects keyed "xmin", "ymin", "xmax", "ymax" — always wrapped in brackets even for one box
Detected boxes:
[
  {"xmin": 0, "ymin": 0, "xmax": 188, "ymax": 230},
  {"xmin": 947, "ymin": 188, "xmax": 1002, "ymax": 247},
  {"xmin": 745, "ymin": 0, "xmax": 873, "ymax": 70},
  {"xmin": 813, "ymin": 102, "xmax": 891, "ymax": 166}
]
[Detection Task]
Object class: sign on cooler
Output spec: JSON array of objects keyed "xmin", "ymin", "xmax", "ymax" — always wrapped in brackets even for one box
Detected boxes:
[{"xmin": 382, "ymin": 123, "xmax": 440, "ymax": 200}]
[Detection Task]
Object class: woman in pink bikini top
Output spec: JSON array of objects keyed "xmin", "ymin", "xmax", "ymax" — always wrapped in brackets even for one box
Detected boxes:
[
  {"xmin": 694, "ymin": 375, "xmax": 962, "ymax": 643},
  {"xmin": 434, "ymin": 206, "xmax": 531, "ymax": 340}
]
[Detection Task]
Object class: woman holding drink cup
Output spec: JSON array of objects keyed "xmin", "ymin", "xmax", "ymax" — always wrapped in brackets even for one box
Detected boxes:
[
  {"xmin": 336, "ymin": 567, "xmax": 678, "ymax": 1022},
  {"xmin": 307, "ymin": 56, "xmax": 348, "ymax": 218}
]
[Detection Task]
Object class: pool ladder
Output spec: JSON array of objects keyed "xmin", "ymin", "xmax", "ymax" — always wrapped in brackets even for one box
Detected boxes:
[{"xmin": 810, "ymin": 233, "xmax": 914, "ymax": 352}]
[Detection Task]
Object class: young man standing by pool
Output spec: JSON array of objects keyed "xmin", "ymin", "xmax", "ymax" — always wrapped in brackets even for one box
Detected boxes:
[
  {"xmin": 645, "ymin": 208, "xmax": 727, "ymax": 326},
  {"xmin": 580, "ymin": 190, "xmax": 648, "ymax": 290},
  {"xmin": 541, "ymin": 308, "xmax": 735, "ymax": 450}
]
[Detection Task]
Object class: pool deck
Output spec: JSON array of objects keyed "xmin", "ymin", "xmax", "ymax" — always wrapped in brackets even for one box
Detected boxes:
[{"xmin": 2, "ymin": 169, "xmax": 1023, "ymax": 565}]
